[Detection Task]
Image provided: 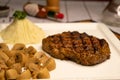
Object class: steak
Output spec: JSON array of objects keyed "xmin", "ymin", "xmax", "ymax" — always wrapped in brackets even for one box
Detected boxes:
[{"xmin": 42, "ymin": 31, "xmax": 110, "ymax": 66}]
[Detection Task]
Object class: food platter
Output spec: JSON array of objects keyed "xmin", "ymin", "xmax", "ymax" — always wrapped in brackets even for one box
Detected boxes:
[{"xmin": 0, "ymin": 23, "xmax": 120, "ymax": 79}]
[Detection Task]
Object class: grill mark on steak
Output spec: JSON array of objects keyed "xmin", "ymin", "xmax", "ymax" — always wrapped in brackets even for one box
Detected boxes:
[
  {"xmin": 80, "ymin": 33, "xmax": 94, "ymax": 53},
  {"xmin": 91, "ymin": 36, "xmax": 102, "ymax": 54},
  {"xmin": 42, "ymin": 31, "xmax": 111, "ymax": 66}
]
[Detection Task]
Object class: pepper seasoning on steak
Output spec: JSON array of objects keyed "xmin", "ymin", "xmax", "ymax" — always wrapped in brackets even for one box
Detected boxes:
[{"xmin": 42, "ymin": 31, "xmax": 110, "ymax": 66}]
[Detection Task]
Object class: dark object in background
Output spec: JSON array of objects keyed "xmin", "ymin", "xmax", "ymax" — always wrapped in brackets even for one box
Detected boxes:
[
  {"xmin": 67, "ymin": 0, "xmax": 111, "ymax": 1},
  {"xmin": 0, "ymin": 6, "xmax": 10, "ymax": 17}
]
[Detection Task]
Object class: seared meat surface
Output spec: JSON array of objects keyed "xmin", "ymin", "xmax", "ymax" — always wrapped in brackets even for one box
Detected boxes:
[{"xmin": 42, "ymin": 31, "xmax": 110, "ymax": 66}]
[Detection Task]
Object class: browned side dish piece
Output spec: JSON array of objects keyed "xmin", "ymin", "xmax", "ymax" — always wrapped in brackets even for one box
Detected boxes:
[{"xmin": 42, "ymin": 31, "xmax": 111, "ymax": 66}]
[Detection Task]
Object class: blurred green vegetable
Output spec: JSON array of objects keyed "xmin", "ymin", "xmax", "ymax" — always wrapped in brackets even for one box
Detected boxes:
[{"xmin": 13, "ymin": 10, "xmax": 27, "ymax": 19}]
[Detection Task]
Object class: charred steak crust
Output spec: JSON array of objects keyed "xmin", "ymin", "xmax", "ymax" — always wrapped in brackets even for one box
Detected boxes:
[{"xmin": 42, "ymin": 31, "xmax": 110, "ymax": 66}]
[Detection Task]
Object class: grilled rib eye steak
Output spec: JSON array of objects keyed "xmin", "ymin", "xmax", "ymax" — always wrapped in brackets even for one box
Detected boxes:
[{"xmin": 42, "ymin": 31, "xmax": 110, "ymax": 66}]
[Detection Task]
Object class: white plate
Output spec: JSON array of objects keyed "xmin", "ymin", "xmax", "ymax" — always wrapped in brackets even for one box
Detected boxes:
[{"xmin": 0, "ymin": 23, "xmax": 120, "ymax": 80}]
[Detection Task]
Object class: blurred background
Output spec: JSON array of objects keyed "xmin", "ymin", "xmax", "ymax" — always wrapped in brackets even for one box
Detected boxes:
[
  {"xmin": 0, "ymin": 0, "xmax": 110, "ymax": 23},
  {"xmin": 1, "ymin": 0, "xmax": 120, "ymax": 35}
]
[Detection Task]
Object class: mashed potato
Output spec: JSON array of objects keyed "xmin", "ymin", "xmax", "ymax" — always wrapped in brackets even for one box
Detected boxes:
[{"xmin": 0, "ymin": 18, "xmax": 45, "ymax": 44}]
